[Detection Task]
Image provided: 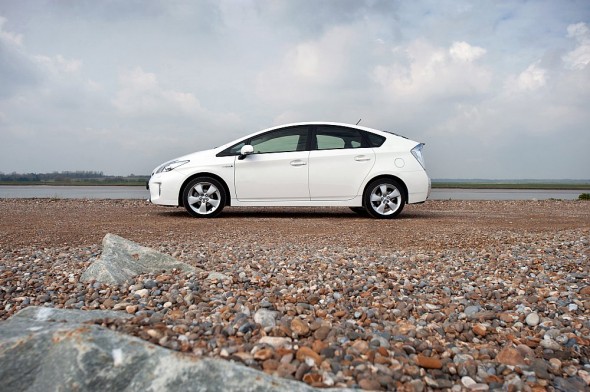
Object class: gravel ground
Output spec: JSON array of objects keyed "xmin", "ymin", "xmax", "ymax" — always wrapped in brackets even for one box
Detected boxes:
[{"xmin": 1, "ymin": 199, "xmax": 589, "ymax": 391}]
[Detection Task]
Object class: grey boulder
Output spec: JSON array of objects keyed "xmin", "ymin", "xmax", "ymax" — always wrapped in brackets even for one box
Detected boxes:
[
  {"xmin": 0, "ymin": 306, "xmax": 336, "ymax": 392},
  {"xmin": 81, "ymin": 233, "xmax": 197, "ymax": 285}
]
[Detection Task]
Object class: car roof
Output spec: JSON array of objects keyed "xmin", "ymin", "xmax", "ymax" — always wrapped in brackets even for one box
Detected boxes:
[{"xmin": 215, "ymin": 122, "xmax": 413, "ymax": 151}]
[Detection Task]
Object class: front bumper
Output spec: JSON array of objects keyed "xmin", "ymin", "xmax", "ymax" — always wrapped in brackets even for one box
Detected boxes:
[{"xmin": 147, "ymin": 172, "xmax": 184, "ymax": 206}]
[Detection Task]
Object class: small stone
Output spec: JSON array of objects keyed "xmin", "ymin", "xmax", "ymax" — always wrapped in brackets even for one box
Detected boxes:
[
  {"xmin": 258, "ymin": 336, "xmax": 291, "ymax": 348},
  {"xmin": 125, "ymin": 305, "xmax": 138, "ymax": 314},
  {"xmin": 408, "ymin": 379, "xmax": 425, "ymax": 392},
  {"xmin": 296, "ymin": 346, "xmax": 321, "ymax": 366},
  {"xmin": 416, "ymin": 354, "xmax": 442, "ymax": 369},
  {"xmin": 525, "ymin": 312, "xmax": 540, "ymax": 327},
  {"xmin": 554, "ymin": 376, "xmax": 588, "ymax": 391},
  {"xmin": 358, "ymin": 378, "xmax": 381, "ymax": 390},
  {"xmin": 464, "ymin": 305, "xmax": 480, "ymax": 317},
  {"xmin": 277, "ymin": 362, "xmax": 297, "ymax": 377},
  {"xmin": 540, "ymin": 337, "xmax": 561, "ymax": 350},
  {"xmin": 549, "ymin": 358, "xmax": 562, "ymax": 371},
  {"xmin": 261, "ymin": 359, "xmax": 279, "ymax": 371},
  {"xmin": 473, "ymin": 323, "xmax": 487, "ymax": 337},
  {"xmin": 302, "ymin": 373, "xmax": 322, "ymax": 385},
  {"xmin": 531, "ymin": 358, "xmax": 551, "ymax": 379},
  {"xmin": 578, "ymin": 370, "xmax": 590, "ymax": 385},
  {"xmin": 146, "ymin": 329, "xmax": 163, "ymax": 339},
  {"xmin": 579, "ymin": 286, "xmax": 590, "ymax": 296},
  {"xmin": 351, "ymin": 339, "xmax": 369, "ymax": 354},
  {"xmin": 496, "ymin": 346, "xmax": 526, "ymax": 366},
  {"xmin": 461, "ymin": 376, "xmax": 477, "ymax": 387},
  {"xmin": 206, "ymin": 271, "xmax": 230, "ymax": 281},
  {"xmin": 253, "ymin": 348, "xmax": 274, "ymax": 361},
  {"xmin": 134, "ymin": 288, "xmax": 149, "ymax": 298},
  {"xmin": 468, "ymin": 383, "xmax": 490, "ymax": 391},
  {"xmin": 290, "ymin": 318, "xmax": 310, "ymax": 336},
  {"xmin": 313, "ymin": 325, "xmax": 331, "ymax": 340},
  {"xmin": 102, "ymin": 298, "xmax": 115, "ymax": 309},
  {"xmin": 254, "ymin": 309, "xmax": 277, "ymax": 329}
]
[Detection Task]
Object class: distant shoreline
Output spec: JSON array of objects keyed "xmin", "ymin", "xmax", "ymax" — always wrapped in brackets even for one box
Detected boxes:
[
  {"xmin": 431, "ymin": 182, "xmax": 590, "ymax": 190},
  {"xmin": 1, "ymin": 181, "xmax": 589, "ymax": 191}
]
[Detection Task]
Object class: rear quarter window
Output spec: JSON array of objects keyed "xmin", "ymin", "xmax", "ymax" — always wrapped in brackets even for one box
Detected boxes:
[{"xmin": 365, "ymin": 132, "xmax": 386, "ymax": 148}]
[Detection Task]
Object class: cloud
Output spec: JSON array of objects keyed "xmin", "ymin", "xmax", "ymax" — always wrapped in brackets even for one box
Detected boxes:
[
  {"xmin": 504, "ymin": 62, "xmax": 547, "ymax": 94},
  {"xmin": 0, "ymin": 15, "xmax": 22, "ymax": 46},
  {"xmin": 256, "ymin": 24, "xmax": 363, "ymax": 106},
  {"xmin": 372, "ymin": 40, "xmax": 492, "ymax": 102},
  {"xmin": 112, "ymin": 67, "xmax": 204, "ymax": 117},
  {"xmin": 449, "ymin": 41, "xmax": 486, "ymax": 62},
  {"xmin": 563, "ymin": 22, "xmax": 590, "ymax": 70},
  {"xmin": 33, "ymin": 54, "xmax": 82, "ymax": 74}
]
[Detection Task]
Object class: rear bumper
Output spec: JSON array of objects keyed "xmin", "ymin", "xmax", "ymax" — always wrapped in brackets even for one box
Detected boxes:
[{"xmin": 405, "ymin": 171, "xmax": 431, "ymax": 204}]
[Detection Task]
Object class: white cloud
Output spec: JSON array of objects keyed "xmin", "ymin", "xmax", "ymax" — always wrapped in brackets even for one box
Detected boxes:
[
  {"xmin": 563, "ymin": 22, "xmax": 590, "ymax": 70},
  {"xmin": 33, "ymin": 54, "xmax": 82, "ymax": 74},
  {"xmin": 112, "ymin": 67, "xmax": 203, "ymax": 117},
  {"xmin": 449, "ymin": 41, "xmax": 486, "ymax": 62},
  {"xmin": 372, "ymin": 40, "xmax": 492, "ymax": 101},
  {"xmin": 0, "ymin": 16, "xmax": 22, "ymax": 46},
  {"xmin": 256, "ymin": 24, "xmax": 362, "ymax": 107},
  {"xmin": 505, "ymin": 62, "xmax": 547, "ymax": 94}
]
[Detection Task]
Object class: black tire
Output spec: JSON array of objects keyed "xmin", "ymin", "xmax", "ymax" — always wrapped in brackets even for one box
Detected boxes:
[
  {"xmin": 363, "ymin": 178, "xmax": 405, "ymax": 219},
  {"xmin": 182, "ymin": 177, "xmax": 226, "ymax": 218},
  {"xmin": 349, "ymin": 207, "xmax": 368, "ymax": 215}
]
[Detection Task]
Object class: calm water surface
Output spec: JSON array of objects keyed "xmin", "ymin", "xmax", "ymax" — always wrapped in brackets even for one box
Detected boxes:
[{"xmin": 0, "ymin": 185, "xmax": 584, "ymax": 200}]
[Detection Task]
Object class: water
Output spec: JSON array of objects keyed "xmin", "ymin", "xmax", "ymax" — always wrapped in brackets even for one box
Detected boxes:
[
  {"xmin": 0, "ymin": 185, "xmax": 149, "ymax": 199},
  {"xmin": 431, "ymin": 188, "xmax": 584, "ymax": 201},
  {"xmin": 0, "ymin": 185, "xmax": 585, "ymax": 200}
]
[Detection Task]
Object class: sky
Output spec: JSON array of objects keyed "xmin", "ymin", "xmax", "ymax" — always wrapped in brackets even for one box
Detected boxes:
[{"xmin": 0, "ymin": 0, "xmax": 589, "ymax": 179}]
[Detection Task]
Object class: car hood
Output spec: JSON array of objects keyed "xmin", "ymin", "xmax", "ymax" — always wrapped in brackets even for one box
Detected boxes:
[{"xmin": 175, "ymin": 148, "xmax": 218, "ymax": 163}]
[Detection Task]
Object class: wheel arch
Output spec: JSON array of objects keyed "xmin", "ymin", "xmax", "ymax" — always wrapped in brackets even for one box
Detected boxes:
[
  {"xmin": 362, "ymin": 175, "xmax": 408, "ymax": 205},
  {"xmin": 178, "ymin": 173, "xmax": 232, "ymax": 207}
]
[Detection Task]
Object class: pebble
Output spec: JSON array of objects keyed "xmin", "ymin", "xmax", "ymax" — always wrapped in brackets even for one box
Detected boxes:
[
  {"xmin": 1, "ymin": 199, "xmax": 589, "ymax": 391},
  {"xmin": 525, "ymin": 312, "xmax": 540, "ymax": 326}
]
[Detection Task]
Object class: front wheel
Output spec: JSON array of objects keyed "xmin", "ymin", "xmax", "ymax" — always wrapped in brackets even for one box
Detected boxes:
[
  {"xmin": 182, "ymin": 177, "xmax": 226, "ymax": 218},
  {"xmin": 363, "ymin": 179, "xmax": 405, "ymax": 219}
]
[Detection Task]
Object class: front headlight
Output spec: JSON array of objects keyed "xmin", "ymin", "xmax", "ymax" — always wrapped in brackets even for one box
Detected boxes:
[
  {"xmin": 411, "ymin": 143, "xmax": 426, "ymax": 169},
  {"xmin": 155, "ymin": 159, "xmax": 190, "ymax": 174}
]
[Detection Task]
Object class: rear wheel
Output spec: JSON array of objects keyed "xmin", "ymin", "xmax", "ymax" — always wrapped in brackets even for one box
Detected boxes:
[
  {"xmin": 182, "ymin": 177, "xmax": 226, "ymax": 218},
  {"xmin": 363, "ymin": 178, "xmax": 405, "ymax": 219}
]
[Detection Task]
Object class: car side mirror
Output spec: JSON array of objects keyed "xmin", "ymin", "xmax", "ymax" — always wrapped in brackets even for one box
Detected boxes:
[{"xmin": 238, "ymin": 145, "xmax": 254, "ymax": 160}]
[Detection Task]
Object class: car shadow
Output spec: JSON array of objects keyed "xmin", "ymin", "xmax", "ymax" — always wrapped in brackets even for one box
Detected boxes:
[{"xmin": 154, "ymin": 206, "xmax": 433, "ymax": 220}]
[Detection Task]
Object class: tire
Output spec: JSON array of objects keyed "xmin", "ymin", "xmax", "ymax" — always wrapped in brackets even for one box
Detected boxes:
[
  {"xmin": 182, "ymin": 177, "xmax": 226, "ymax": 218},
  {"xmin": 363, "ymin": 178, "xmax": 405, "ymax": 219},
  {"xmin": 349, "ymin": 207, "xmax": 368, "ymax": 215}
]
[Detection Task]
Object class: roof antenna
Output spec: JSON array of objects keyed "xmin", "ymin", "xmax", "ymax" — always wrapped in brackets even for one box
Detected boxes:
[{"xmin": 356, "ymin": 118, "xmax": 362, "ymax": 125}]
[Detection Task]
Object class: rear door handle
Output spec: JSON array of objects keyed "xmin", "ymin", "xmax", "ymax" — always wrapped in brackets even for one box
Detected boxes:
[
  {"xmin": 355, "ymin": 155, "xmax": 371, "ymax": 162},
  {"xmin": 290, "ymin": 160, "xmax": 307, "ymax": 167}
]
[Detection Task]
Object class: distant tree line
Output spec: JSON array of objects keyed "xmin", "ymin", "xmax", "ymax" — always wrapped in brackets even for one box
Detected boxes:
[{"xmin": 0, "ymin": 171, "xmax": 148, "ymax": 185}]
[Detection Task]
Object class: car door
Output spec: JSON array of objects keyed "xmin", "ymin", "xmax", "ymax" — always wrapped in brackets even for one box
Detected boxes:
[
  {"xmin": 308, "ymin": 125, "xmax": 375, "ymax": 200},
  {"xmin": 234, "ymin": 126, "xmax": 310, "ymax": 201}
]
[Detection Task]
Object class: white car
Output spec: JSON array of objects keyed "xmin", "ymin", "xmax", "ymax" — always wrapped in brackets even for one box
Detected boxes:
[{"xmin": 148, "ymin": 122, "xmax": 430, "ymax": 218}]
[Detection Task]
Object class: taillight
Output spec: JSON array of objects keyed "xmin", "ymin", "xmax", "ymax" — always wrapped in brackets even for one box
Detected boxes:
[{"xmin": 411, "ymin": 143, "xmax": 426, "ymax": 169}]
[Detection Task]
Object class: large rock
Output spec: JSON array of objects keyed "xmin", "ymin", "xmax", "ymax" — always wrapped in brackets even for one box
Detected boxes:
[
  {"xmin": 81, "ymin": 233, "xmax": 197, "ymax": 285},
  {"xmin": 0, "ymin": 307, "xmax": 339, "ymax": 392}
]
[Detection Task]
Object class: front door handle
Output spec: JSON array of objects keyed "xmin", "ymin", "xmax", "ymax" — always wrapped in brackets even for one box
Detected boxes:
[
  {"xmin": 355, "ymin": 155, "xmax": 371, "ymax": 162},
  {"xmin": 290, "ymin": 160, "xmax": 307, "ymax": 167}
]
